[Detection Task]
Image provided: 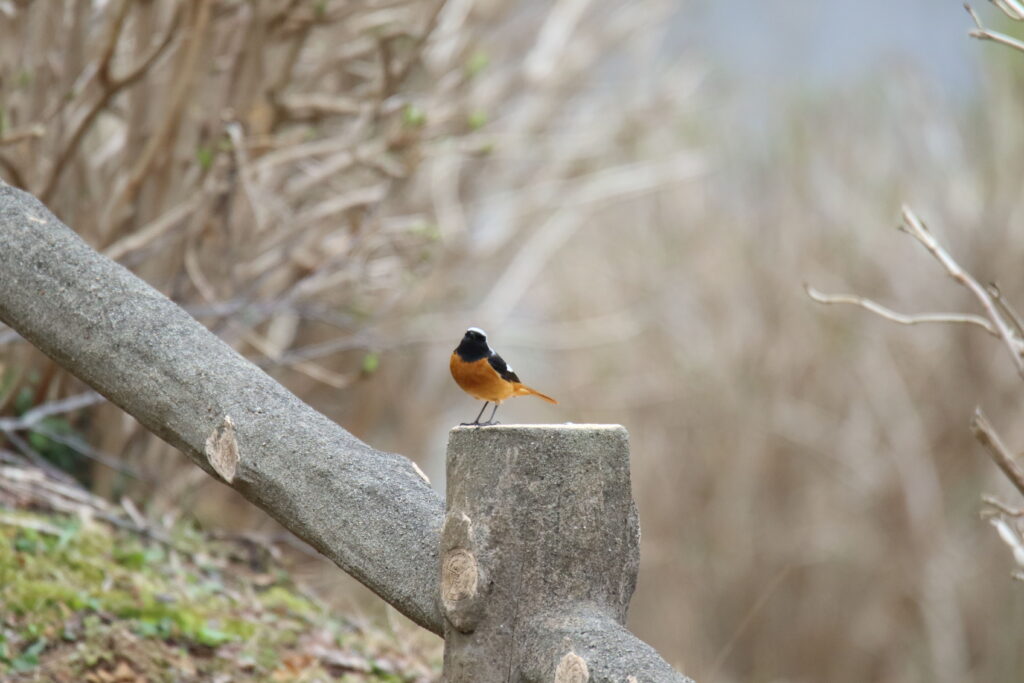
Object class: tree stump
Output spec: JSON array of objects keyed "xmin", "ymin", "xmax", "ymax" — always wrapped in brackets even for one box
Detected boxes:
[{"xmin": 441, "ymin": 424, "xmax": 691, "ymax": 683}]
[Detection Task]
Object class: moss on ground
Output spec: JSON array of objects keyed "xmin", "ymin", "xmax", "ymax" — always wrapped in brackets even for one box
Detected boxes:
[{"xmin": 0, "ymin": 509, "xmax": 437, "ymax": 681}]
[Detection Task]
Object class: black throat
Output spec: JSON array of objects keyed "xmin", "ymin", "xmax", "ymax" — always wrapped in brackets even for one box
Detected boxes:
[{"xmin": 455, "ymin": 337, "xmax": 490, "ymax": 362}]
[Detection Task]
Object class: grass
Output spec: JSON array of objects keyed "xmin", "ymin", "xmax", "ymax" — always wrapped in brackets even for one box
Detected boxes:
[{"xmin": 0, "ymin": 507, "xmax": 437, "ymax": 681}]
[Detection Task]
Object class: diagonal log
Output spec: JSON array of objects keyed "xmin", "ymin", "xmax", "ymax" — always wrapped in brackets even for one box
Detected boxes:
[{"xmin": 0, "ymin": 182, "xmax": 445, "ymax": 634}]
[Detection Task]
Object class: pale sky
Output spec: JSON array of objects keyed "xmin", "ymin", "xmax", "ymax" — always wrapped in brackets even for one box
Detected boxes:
[{"xmin": 680, "ymin": 0, "xmax": 985, "ymax": 98}]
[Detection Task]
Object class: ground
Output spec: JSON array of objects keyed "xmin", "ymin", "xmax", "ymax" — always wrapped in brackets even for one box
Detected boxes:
[{"xmin": 0, "ymin": 463, "xmax": 440, "ymax": 682}]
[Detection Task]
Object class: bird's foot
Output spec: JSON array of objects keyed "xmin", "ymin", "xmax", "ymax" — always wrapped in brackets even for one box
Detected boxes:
[{"xmin": 458, "ymin": 420, "xmax": 501, "ymax": 427}]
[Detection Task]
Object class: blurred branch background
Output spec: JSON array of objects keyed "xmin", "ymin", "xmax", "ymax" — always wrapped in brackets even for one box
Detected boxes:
[{"xmin": 3, "ymin": 0, "xmax": 1024, "ymax": 681}]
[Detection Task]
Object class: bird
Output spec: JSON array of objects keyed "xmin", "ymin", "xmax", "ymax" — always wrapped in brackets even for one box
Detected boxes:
[{"xmin": 450, "ymin": 327, "xmax": 557, "ymax": 426}]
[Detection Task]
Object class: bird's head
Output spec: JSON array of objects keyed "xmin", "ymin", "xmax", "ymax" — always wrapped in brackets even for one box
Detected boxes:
[{"xmin": 464, "ymin": 327, "xmax": 487, "ymax": 343}]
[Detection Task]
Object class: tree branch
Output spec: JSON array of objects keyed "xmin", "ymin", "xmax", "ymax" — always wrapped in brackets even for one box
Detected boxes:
[
  {"xmin": 965, "ymin": 3, "xmax": 1024, "ymax": 53},
  {"xmin": 808, "ymin": 207, "xmax": 1024, "ymax": 379},
  {"xmin": 41, "ymin": 2, "xmax": 182, "ymax": 203},
  {"xmin": 971, "ymin": 408, "xmax": 1024, "ymax": 498},
  {"xmin": 897, "ymin": 206, "xmax": 1024, "ymax": 378},
  {"xmin": 989, "ymin": 0, "xmax": 1024, "ymax": 21},
  {"xmin": 0, "ymin": 391, "xmax": 106, "ymax": 432},
  {"xmin": 804, "ymin": 284, "xmax": 999, "ymax": 336},
  {"xmin": 0, "ymin": 183, "xmax": 444, "ymax": 634}
]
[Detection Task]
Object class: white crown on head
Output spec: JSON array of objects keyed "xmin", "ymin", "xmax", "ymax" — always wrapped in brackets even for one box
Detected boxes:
[{"xmin": 466, "ymin": 327, "xmax": 487, "ymax": 337}]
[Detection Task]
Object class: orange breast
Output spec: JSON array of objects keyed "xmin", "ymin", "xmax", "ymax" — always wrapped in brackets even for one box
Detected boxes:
[{"xmin": 450, "ymin": 353, "xmax": 515, "ymax": 403}]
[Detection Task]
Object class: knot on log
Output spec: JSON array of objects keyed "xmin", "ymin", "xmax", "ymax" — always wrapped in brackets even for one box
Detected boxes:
[
  {"xmin": 441, "ymin": 511, "xmax": 485, "ymax": 632},
  {"xmin": 554, "ymin": 651, "xmax": 590, "ymax": 683},
  {"xmin": 204, "ymin": 414, "xmax": 238, "ymax": 483},
  {"xmin": 442, "ymin": 549, "xmax": 478, "ymax": 603}
]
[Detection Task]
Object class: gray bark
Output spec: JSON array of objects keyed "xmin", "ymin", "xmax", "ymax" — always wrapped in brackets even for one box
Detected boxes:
[
  {"xmin": 0, "ymin": 183, "xmax": 444, "ymax": 633},
  {"xmin": 441, "ymin": 425, "xmax": 692, "ymax": 682}
]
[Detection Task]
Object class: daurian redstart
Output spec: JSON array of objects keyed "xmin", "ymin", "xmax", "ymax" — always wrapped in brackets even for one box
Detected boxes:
[{"xmin": 450, "ymin": 327, "xmax": 557, "ymax": 426}]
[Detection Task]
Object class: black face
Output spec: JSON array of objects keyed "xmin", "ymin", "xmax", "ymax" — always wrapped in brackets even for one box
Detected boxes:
[{"xmin": 455, "ymin": 328, "xmax": 489, "ymax": 361}]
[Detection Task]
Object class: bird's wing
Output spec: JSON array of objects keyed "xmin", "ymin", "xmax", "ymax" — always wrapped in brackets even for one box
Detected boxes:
[{"xmin": 488, "ymin": 353, "xmax": 521, "ymax": 383}]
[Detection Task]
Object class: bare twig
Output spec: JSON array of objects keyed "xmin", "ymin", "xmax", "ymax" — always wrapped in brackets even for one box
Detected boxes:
[
  {"xmin": 991, "ymin": 0, "xmax": 1024, "ymax": 20},
  {"xmin": 987, "ymin": 283, "xmax": 1024, "ymax": 339},
  {"xmin": 41, "ymin": 3, "xmax": 183, "ymax": 202},
  {"xmin": 982, "ymin": 494, "xmax": 1024, "ymax": 517},
  {"xmin": 0, "ymin": 391, "xmax": 105, "ymax": 432},
  {"xmin": 225, "ymin": 120, "xmax": 270, "ymax": 235},
  {"xmin": 0, "ymin": 125, "xmax": 45, "ymax": 147},
  {"xmin": 899, "ymin": 206, "xmax": 1024, "ymax": 378},
  {"xmin": 239, "ymin": 324, "xmax": 356, "ymax": 389},
  {"xmin": 0, "ymin": 512, "xmax": 65, "ymax": 536},
  {"xmin": 30, "ymin": 424, "xmax": 144, "ymax": 480},
  {"xmin": 102, "ymin": 0, "xmax": 209, "ymax": 233},
  {"xmin": 965, "ymin": 3, "xmax": 1024, "ymax": 53},
  {"xmin": 990, "ymin": 517, "xmax": 1024, "ymax": 570},
  {"xmin": 95, "ymin": 0, "xmax": 133, "ymax": 86},
  {"xmin": 271, "ymin": 333, "xmax": 377, "ymax": 365},
  {"xmin": 804, "ymin": 284, "xmax": 999, "ymax": 336},
  {"xmin": 1, "ymin": 463, "xmax": 109, "ymax": 507},
  {"xmin": 103, "ymin": 197, "xmax": 200, "ymax": 261},
  {"xmin": 384, "ymin": 0, "xmax": 447, "ymax": 93},
  {"xmin": 2, "ymin": 431, "xmax": 77, "ymax": 485},
  {"xmin": 0, "ymin": 391, "xmax": 134, "ymax": 479},
  {"xmin": 971, "ymin": 408, "xmax": 1024, "ymax": 498},
  {"xmin": 276, "ymin": 93, "xmax": 363, "ymax": 120}
]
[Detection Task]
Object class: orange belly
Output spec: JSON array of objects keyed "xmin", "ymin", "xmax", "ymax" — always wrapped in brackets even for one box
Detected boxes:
[{"xmin": 450, "ymin": 353, "xmax": 514, "ymax": 402}]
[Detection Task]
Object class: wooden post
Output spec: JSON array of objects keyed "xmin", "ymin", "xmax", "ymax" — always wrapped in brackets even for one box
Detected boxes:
[{"xmin": 441, "ymin": 425, "xmax": 691, "ymax": 683}]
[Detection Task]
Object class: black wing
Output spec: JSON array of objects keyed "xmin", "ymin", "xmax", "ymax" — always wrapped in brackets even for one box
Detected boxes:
[{"xmin": 488, "ymin": 353, "xmax": 520, "ymax": 383}]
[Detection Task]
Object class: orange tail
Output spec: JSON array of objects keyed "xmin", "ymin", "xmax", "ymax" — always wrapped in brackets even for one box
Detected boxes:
[{"xmin": 513, "ymin": 383, "xmax": 558, "ymax": 404}]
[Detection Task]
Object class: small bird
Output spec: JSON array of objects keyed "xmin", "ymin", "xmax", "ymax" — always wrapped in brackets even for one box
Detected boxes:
[{"xmin": 450, "ymin": 327, "xmax": 557, "ymax": 426}]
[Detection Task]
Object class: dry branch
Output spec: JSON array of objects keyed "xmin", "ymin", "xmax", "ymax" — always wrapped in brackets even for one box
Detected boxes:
[
  {"xmin": 997, "ymin": 0, "xmax": 1024, "ymax": 19},
  {"xmin": 965, "ymin": 3, "xmax": 1024, "ymax": 53},
  {"xmin": 0, "ymin": 392, "xmax": 105, "ymax": 432},
  {"xmin": 101, "ymin": 0, "xmax": 211, "ymax": 235},
  {"xmin": 0, "ymin": 125, "xmax": 45, "ymax": 147},
  {"xmin": 41, "ymin": 2, "xmax": 182, "ymax": 202},
  {"xmin": 971, "ymin": 408, "xmax": 1024, "ymax": 498},
  {"xmin": 810, "ymin": 206, "xmax": 1024, "ymax": 378},
  {"xmin": 803, "ymin": 284, "xmax": 999, "ymax": 336}
]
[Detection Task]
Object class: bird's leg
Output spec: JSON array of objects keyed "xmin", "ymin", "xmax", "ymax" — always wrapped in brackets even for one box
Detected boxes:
[
  {"xmin": 482, "ymin": 402, "xmax": 500, "ymax": 426},
  {"xmin": 461, "ymin": 402, "xmax": 489, "ymax": 426}
]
